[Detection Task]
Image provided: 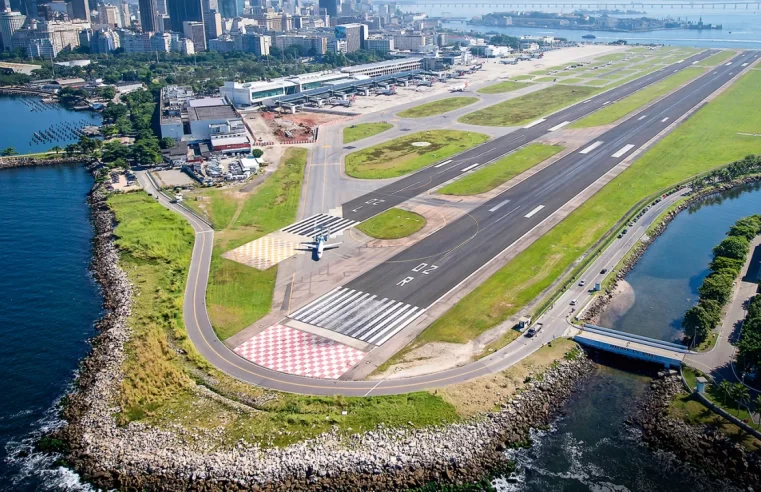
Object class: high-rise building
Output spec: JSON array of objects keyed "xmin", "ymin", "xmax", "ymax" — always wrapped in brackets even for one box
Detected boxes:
[
  {"xmin": 240, "ymin": 33, "xmax": 270, "ymax": 56},
  {"xmin": 219, "ymin": 0, "xmax": 244, "ymax": 18},
  {"xmin": 120, "ymin": 1, "xmax": 130, "ymax": 28},
  {"xmin": 166, "ymin": 0, "xmax": 202, "ymax": 33},
  {"xmin": 156, "ymin": 0, "xmax": 167, "ymax": 15},
  {"xmin": 335, "ymin": 23, "xmax": 364, "ymax": 53},
  {"xmin": 98, "ymin": 4, "xmax": 120, "ymax": 28},
  {"xmin": 202, "ymin": 0, "xmax": 219, "ymax": 41},
  {"xmin": 139, "ymin": 0, "xmax": 159, "ymax": 32},
  {"xmin": 318, "ymin": 0, "xmax": 338, "ymax": 18},
  {"xmin": 0, "ymin": 10, "xmax": 26, "ymax": 51},
  {"xmin": 70, "ymin": 0, "xmax": 90, "ymax": 22},
  {"xmin": 182, "ymin": 20, "xmax": 205, "ymax": 51}
]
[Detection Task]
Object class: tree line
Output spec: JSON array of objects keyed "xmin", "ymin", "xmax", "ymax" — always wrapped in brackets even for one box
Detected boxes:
[
  {"xmin": 738, "ymin": 287, "xmax": 761, "ymax": 383},
  {"xmin": 682, "ymin": 214, "xmax": 761, "ymax": 345},
  {"xmin": 691, "ymin": 154, "xmax": 761, "ymax": 191}
]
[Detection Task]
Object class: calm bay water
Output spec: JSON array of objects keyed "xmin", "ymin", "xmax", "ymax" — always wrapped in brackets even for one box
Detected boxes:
[
  {"xmin": 0, "ymin": 96, "xmax": 101, "ymax": 155},
  {"xmin": 501, "ymin": 183, "xmax": 761, "ymax": 491},
  {"xmin": 0, "ymin": 165, "xmax": 99, "ymax": 490}
]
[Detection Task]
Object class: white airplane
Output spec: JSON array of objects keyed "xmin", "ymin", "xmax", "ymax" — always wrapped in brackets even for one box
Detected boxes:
[
  {"xmin": 449, "ymin": 81, "xmax": 469, "ymax": 92},
  {"xmin": 297, "ymin": 227, "xmax": 341, "ymax": 261}
]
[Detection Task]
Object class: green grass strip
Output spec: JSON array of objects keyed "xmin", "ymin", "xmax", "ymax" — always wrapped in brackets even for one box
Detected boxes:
[
  {"xmin": 696, "ymin": 50, "xmax": 735, "ymax": 67},
  {"xmin": 397, "ymin": 97, "xmax": 479, "ymax": 118},
  {"xmin": 345, "ymin": 130, "xmax": 489, "ymax": 179},
  {"xmin": 343, "ymin": 122, "xmax": 393, "ymax": 144},
  {"xmin": 458, "ymin": 85, "xmax": 599, "ymax": 127},
  {"xmin": 477, "ymin": 80, "xmax": 528, "ymax": 95},
  {"xmin": 570, "ymin": 67, "xmax": 706, "ymax": 129},
  {"xmin": 415, "ymin": 69, "xmax": 761, "ymax": 345},
  {"xmin": 439, "ymin": 144, "xmax": 564, "ymax": 196},
  {"xmin": 357, "ymin": 208, "xmax": 426, "ymax": 239}
]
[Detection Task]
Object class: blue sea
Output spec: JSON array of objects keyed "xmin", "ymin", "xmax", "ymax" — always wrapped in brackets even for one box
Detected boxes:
[{"xmin": 0, "ymin": 165, "xmax": 99, "ymax": 490}]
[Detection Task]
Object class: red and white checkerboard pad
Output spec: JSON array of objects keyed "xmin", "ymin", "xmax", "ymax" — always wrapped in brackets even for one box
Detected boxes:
[{"xmin": 233, "ymin": 324, "xmax": 367, "ymax": 380}]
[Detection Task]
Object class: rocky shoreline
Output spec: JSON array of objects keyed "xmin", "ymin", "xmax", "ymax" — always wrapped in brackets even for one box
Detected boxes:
[
  {"xmin": 0, "ymin": 155, "xmax": 91, "ymax": 170},
  {"xmin": 631, "ymin": 374, "xmax": 761, "ymax": 488},
  {"xmin": 50, "ymin": 174, "xmax": 597, "ymax": 490},
  {"xmin": 583, "ymin": 174, "xmax": 761, "ymax": 324}
]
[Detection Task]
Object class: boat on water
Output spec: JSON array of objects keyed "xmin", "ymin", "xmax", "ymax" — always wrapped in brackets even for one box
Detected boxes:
[{"xmin": 582, "ymin": 34, "xmax": 596, "ymax": 39}]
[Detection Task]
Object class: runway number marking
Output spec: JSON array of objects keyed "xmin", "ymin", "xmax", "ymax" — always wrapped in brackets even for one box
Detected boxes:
[
  {"xmin": 396, "ymin": 263, "xmax": 439, "ymax": 287},
  {"xmin": 365, "ymin": 198, "xmax": 385, "ymax": 206}
]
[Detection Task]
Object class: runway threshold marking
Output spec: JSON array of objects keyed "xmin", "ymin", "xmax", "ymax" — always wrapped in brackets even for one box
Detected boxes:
[
  {"xmin": 579, "ymin": 141, "xmax": 604, "ymax": 154},
  {"xmin": 637, "ymin": 114, "xmax": 647, "ymax": 121},
  {"xmin": 611, "ymin": 144, "xmax": 635, "ymax": 158},
  {"xmin": 434, "ymin": 160, "xmax": 452, "ymax": 168},
  {"xmin": 488, "ymin": 199, "xmax": 511, "ymax": 212},
  {"xmin": 523, "ymin": 118, "xmax": 546, "ymax": 129},
  {"xmin": 524, "ymin": 205, "xmax": 545, "ymax": 218},
  {"xmin": 661, "ymin": 117, "xmax": 670, "ymax": 123},
  {"xmin": 548, "ymin": 121, "xmax": 571, "ymax": 131},
  {"xmin": 461, "ymin": 163, "xmax": 480, "ymax": 172}
]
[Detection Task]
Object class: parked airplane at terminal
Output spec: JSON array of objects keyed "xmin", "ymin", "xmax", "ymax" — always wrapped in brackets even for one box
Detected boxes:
[{"xmin": 297, "ymin": 227, "xmax": 341, "ymax": 260}]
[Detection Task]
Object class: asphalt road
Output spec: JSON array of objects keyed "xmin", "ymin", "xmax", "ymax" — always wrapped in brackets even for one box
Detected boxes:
[{"xmin": 340, "ymin": 49, "xmax": 720, "ymax": 223}]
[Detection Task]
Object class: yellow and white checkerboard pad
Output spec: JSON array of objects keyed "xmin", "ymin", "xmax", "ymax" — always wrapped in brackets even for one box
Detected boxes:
[{"xmin": 222, "ymin": 233, "xmax": 306, "ymax": 270}]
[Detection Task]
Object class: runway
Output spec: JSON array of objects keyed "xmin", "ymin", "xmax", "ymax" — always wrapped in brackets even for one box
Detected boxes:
[
  {"xmin": 340, "ymin": 49, "xmax": 721, "ymax": 223},
  {"xmin": 293, "ymin": 51, "xmax": 759, "ymax": 348},
  {"xmin": 140, "ymin": 50, "xmax": 757, "ymax": 396}
]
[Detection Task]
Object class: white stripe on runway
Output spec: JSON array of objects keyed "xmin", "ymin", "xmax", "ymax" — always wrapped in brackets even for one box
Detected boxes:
[
  {"xmin": 726, "ymin": 62, "xmax": 733, "ymax": 66},
  {"xmin": 488, "ymin": 199, "xmax": 510, "ymax": 212},
  {"xmin": 582, "ymin": 99, "xmax": 592, "ymax": 104},
  {"xmin": 637, "ymin": 114, "xmax": 647, "ymax": 121},
  {"xmin": 524, "ymin": 205, "xmax": 545, "ymax": 219},
  {"xmin": 548, "ymin": 121, "xmax": 571, "ymax": 131},
  {"xmin": 676, "ymin": 59, "xmax": 684, "ymax": 63},
  {"xmin": 579, "ymin": 141, "xmax": 604, "ymax": 154},
  {"xmin": 523, "ymin": 118, "xmax": 546, "ymax": 128},
  {"xmin": 461, "ymin": 163, "xmax": 480, "ymax": 172},
  {"xmin": 742, "ymin": 63, "xmax": 749, "ymax": 67},
  {"xmin": 691, "ymin": 61, "xmax": 698, "ymax": 65},
  {"xmin": 602, "ymin": 101, "xmax": 611, "ymax": 106},
  {"xmin": 661, "ymin": 117, "xmax": 670, "ymax": 123},
  {"xmin": 611, "ymin": 144, "xmax": 635, "ymax": 158},
  {"xmin": 434, "ymin": 160, "xmax": 452, "ymax": 168}
]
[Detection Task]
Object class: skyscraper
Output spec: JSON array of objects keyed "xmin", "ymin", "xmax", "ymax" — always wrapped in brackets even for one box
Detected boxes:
[
  {"xmin": 70, "ymin": 0, "xmax": 90, "ymax": 22},
  {"xmin": 0, "ymin": 10, "xmax": 26, "ymax": 51},
  {"xmin": 318, "ymin": 0, "xmax": 338, "ymax": 18},
  {"xmin": 139, "ymin": 0, "xmax": 159, "ymax": 32},
  {"xmin": 166, "ymin": 0, "xmax": 202, "ymax": 33},
  {"xmin": 219, "ymin": 0, "xmax": 244, "ymax": 18}
]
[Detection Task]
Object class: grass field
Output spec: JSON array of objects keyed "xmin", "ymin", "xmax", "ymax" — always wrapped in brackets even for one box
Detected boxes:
[
  {"xmin": 570, "ymin": 67, "xmax": 706, "ymax": 128},
  {"xmin": 344, "ymin": 130, "xmax": 489, "ymax": 179},
  {"xmin": 397, "ymin": 97, "xmax": 479, "ymax": 118},
  {"xmin": 201, "ymin": 148, "xmax": 307, "ymax": 340},
  {"xmin": 535, "ymin": 76, "xmax": 557, "ymax": 83},
  {"xmin": 459, "ymin": 85, "xmax": 599, "ymax": 127},
  {"xmin": 697, "ymin": 50, "xmax": 735, "ymax": 67},
  {"xmin": 411, "ymin": 69, "xmax": 761, "ymax": 346},
  {"xmin": 513, "ymin": 75, "xmax": 534, "ymax": 81},
  {"xmin": 477, "ymin": 80, "xmax": 528, "ymax": 94},
  {"xmin": 438, "ymin": 143, "xmax": 563, "ymax": 196},
  {"xmin": 583, "ymin": 79, "xmax": 609, "ymax": 86},
  {"xmin": 343, "ymin": 122, "xmax": 393, "ymax": 144},
  {"xmin": 357, "ymin": 208, "xmax": 426, "ymax": 239},
  {"xmin": 561, "ymin": 78, "xmax": 583, "ymax": 84}
]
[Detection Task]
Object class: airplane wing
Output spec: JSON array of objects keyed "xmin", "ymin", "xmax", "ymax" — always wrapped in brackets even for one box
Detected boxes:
[
  {"xmin": 299, "ymin": 241, "xmax": 317, "ymax": 246},
  {"xmin": 323, "ymin": 242, "xmax": 342, "ymax": 250}
]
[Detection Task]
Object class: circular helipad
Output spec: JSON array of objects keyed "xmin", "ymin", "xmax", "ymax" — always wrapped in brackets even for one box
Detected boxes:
[{"xmin": 411, "ymin": 141, "xmax": 431, "ymax": 147}]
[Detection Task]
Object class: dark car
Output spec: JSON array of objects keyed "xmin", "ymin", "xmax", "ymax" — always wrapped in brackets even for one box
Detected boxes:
[{"xmin": 600, "ymin": 268, "xmax": 608, "ymax": 274}]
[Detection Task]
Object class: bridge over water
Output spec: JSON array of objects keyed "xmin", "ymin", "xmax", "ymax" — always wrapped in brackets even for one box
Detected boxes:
[{"xmin": 574, "ymin": 324, "xmax": 689, "ymax": 368}]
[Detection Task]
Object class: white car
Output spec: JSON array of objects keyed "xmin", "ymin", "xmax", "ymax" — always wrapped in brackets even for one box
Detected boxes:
[{"xmin": 570, "ymin": 299, "xmax": 577, "ymax": 306}]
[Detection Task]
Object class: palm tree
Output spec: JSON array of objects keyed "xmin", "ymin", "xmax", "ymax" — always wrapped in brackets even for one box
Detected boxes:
[
  {"xmin": 718, "ymin": 380, "xmax": 733, "ymax": 407},
  {"xmin": 730, "ymin": 383, "xmax": 750, "ymax": 416}
]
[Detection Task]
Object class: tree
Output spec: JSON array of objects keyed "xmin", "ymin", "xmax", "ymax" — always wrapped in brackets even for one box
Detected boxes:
[
  {"xmin": 698, "ymin": 272, "xmax": 735, "ymax": 306},
  {"xmin": 99, "ymin": 86, "xmax": 117, "ymax": 100},
  {"xmin": 251, "ymin": 148, "xmax": 264, "ymax": 158},
  {"xmin": 682, "ymin": 303, "xmax": 717, "ymax": 344},
  {"xmin": 713, "ymin": 235, "xmax": 751, "ymax": 261},
  {"xmin": 730, "ymin": 383, "xmax": 750, "ymax": 415},
  {"xmin": 718, "ymin": 380, "xmax": 733, "ymax": 407},
  {"xmin": 159, "ymin": 137, "xmax": 176, "ymax": 150},
  {"xmin": 51, "ymin": 145, "xmax": 62, "ymax": 155},
  {"xmin": 2, "ymin": 147, "xmax": 17, "ymax": 156},
  {"xmin": 709, "ymin": 256, "xmax": 745, "ymax": 276}
]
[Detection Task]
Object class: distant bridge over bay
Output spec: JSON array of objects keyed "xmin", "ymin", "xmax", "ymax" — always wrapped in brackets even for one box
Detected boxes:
[{"xmin": 397, "ymin": 1, "xmax": 761, "ymax": 9}]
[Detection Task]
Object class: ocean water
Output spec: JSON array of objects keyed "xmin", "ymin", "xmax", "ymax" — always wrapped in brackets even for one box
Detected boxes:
[
  {"xmin": 0, "ymin": 96, "xmax": 101, "ymax": 155},
  {"xmin": 0, "ymin": 165, "xmax": 99, "ymax": 490}
]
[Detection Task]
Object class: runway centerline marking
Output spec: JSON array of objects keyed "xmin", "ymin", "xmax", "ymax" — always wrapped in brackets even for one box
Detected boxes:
[
  {"xmin": 524, "ymin": 205, "xmax": 545, "ymax": 219},
  {"xmin": 523, "ymin": 118, "xmax": 546, "ymax": 129},
  {"xmin": 495, "ymin": 206, "xmax": 521, "ymax": 224},
  {"xmin": 661, "ymin": 117, "xmax": 670, "ymax": 123},
  {"xmin": 461, "ymin": 163, "xmax": 480, "ymax": 172},
  {"xmin": 548, "ymin": 121, "xmax": 571, "ymax": 131},
  {"xmin": 434, "ymin": 160, "xmax": 452, "ymax": 168},
  {"xmin": 488, "ymin": 199, "xmax": 511, "ymax": 212},
  {"xmin": 611, "ymin": 144, "xmax": 635, "ymax": 158},
  {"xmin": 579, "ymin": 141, "xmax": 604, "ymax": 154}
]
